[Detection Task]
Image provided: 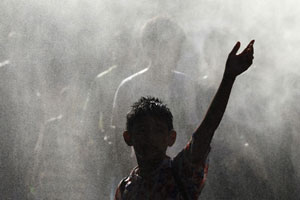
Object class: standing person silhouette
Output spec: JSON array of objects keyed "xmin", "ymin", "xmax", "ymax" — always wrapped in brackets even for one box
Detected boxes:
[
  {"xmin": 80, "ymin": 29, "xmax": 137, "ymax": 199},
  {"xmin": 114, "ymin": 38, "xmax": 255, "ymax": 199},
  {"xmin": 111, "ymin": 16, "xmax": 204, "ymax": 189}
]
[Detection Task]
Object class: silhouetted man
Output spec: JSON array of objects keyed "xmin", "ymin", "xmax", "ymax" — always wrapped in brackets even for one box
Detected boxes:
[{"xmin": 111, "ymin": 17, "xmax": 201, "ymax": 188}]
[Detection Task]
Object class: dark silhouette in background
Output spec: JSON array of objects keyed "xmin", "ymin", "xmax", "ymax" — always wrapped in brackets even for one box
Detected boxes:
[
  {"xmin": 80, "ymin": 29, "xmax": 138, "ymax": 199},
  {"xmin": 111, "ymin": 17, "xmax": 201, "ymax": 191},
  {"xmin": 0, "ymin": 31, "xmax": 44, "ymax": 199}
]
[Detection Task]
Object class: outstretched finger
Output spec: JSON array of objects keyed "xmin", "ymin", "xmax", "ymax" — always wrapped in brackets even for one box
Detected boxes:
[
  {"xmin": 229, "ymin": 41, "xmax": 241, "ymax": 56},
  {"xmin": 247, "ymin": 40, "xmax": 255, "ymax": 48},
  {"xmin": 242, "ymin": 40, "xmax": 255, "ymax": 54}
]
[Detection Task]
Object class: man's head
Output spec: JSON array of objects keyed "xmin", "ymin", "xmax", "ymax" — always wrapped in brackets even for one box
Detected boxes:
[
  {"xmin": 124, "ymin": 96, "xmax": 176, "ymax": 161},
  {"xmin": 141, "ymin": 17, "xmax": 185, "ymax": 69}
]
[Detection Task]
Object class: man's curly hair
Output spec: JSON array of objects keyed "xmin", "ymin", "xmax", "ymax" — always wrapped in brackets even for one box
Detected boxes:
[{"xmin": 126, "ymin": 96, "xmax": 173, "ymax": 133}]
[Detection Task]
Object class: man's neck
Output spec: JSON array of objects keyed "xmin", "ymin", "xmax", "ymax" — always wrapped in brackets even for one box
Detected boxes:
[
  {"xmin": 147, "ymin": 63, "xmax": 174, "ymax": 83},
  {"xmin": 136, "ymin": 155, "xmax": 167, "ymax": 177}
]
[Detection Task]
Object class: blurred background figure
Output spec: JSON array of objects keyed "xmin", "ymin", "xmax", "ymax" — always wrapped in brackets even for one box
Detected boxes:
[
  {"xmin": 80, "ymin": 28, "xmax": 138, "ymax": 199},
  {"xmin": 111, "ymin": 16, "xmax": 203, "ymax": 192},
  {"xmin": 0, "ymin": 32, "xmax": 24, "ymax": 199},
  {"xmin": 0, "ymin": 28, "xmax": 44, "ymax": 199},
  {"xmin": 29, "ymin": 86, "xmax": 90, "ymax": 200}
]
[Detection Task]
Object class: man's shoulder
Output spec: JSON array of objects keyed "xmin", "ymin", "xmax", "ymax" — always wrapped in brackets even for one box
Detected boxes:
[
  {"xmin": 115, "ymin": 166, "xmax": 139, "ymax": 198},
  {"xmin": 117, "ymin": 176, "xmax": 128, "ymax": 191},
  {"xmin": 114, "ymin": 68, "xmax": 149, "ymax": 96},
  {"xmin": 0, "ymin": 61, "xmax": 15, "ymax": 78},
  {"xmin": 94, "ymin": 65, "xmax": 119, "ymax": 83},
  {"xmin": 115, "ymin": 176, "xmax": 128, "ymax": 200},
  {"xmin": 172, "ymin": 70, "xmax": 197, "ymax": 86},
  {"xmin": 119, "ymin": 68, "xmax": 149, "ymax": 87},
  {"xmin": 172, "ymin": 70, "xmax": 187, "ymax": 77},
  {"xmin": 91, "ymin": 65, "xmax": 133, "ymax": 96}
]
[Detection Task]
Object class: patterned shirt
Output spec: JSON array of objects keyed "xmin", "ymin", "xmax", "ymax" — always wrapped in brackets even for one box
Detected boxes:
[{"xmin": 114, "ymin": 142, "xmax": 209, "ymax": 200}]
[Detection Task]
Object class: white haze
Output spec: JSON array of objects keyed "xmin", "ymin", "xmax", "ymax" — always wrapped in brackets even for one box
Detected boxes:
[{"xmin": 0, "ymin": 0, "xmax": 299, "ymax": 199}]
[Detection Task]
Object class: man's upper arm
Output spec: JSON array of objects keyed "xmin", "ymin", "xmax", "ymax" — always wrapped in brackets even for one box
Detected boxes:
[
  {"xmin": 181, "ymin": 78, "xmax": 211, "ymax": 162},
  {"xmin": 173, "ymin": 143, "xmax": 210, "ymax": 199},
  {"xmin": 114, "ymin": 177, "xmax": 127, "ymax": 200},
  {"xmin": 186, "ymin": 129, "xmax": 212, "ymax": 165}
]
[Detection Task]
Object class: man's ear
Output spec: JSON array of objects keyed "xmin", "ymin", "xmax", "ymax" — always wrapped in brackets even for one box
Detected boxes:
[
  {"xmin": 123, "ymin": 131, "xmax": 133, "ymax": 146},
  {"xmin": 168, "ymin": 130, "xmax": 176, "ymax": 147}
]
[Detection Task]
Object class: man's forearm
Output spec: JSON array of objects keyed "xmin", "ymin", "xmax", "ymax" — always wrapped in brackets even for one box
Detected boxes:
[
  {"xmin": 189, "ymin": 40, "xmax": 254, "ymax": 162},
  {"xmin": 192, "ymin": 75, "xmax": 235, "ymax": 154}
]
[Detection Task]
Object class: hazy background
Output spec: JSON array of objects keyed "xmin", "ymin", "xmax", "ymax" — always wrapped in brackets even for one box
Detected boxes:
[{"xmin": 0, "ymin": 0, "xmax": 299, "ymax": 199}]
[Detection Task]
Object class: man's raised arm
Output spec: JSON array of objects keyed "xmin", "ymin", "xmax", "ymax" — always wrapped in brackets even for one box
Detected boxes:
[{"xmin": 190, "ymin": 40, "xmax": 255, "ymax": 162}]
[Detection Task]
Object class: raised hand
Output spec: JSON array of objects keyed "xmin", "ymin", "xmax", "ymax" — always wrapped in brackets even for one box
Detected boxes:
[{"xmin": 224, "ymin": 40, "xmax": 255, "ymax": 79}]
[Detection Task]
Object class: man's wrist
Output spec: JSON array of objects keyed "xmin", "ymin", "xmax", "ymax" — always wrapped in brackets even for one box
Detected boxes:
[{"xmin": 222, "ymin": 73, "xmax": 236, "ymax": 82}]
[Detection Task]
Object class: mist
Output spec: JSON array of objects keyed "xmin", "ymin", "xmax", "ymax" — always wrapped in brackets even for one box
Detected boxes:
[{"xmin": 0, "ymin": 0, "xmax": 299, "ymax": 199}]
